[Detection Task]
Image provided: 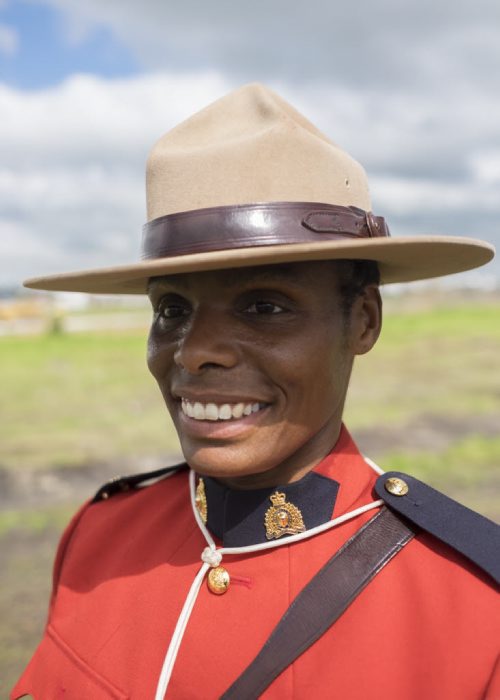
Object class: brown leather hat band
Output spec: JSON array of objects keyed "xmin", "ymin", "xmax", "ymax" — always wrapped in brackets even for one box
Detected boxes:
[{"xmin": 141, "ymin": 202, "xmax": 390, "ymax": 260}]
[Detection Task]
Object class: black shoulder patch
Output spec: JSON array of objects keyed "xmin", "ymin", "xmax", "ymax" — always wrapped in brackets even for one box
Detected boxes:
[
  {"xmin": 375, "ymin": 471, "xmax": 500, "ymax": 586},
  {"xmin": 92, "ymin": 463, "xmax": 188, "ymax": 503}
]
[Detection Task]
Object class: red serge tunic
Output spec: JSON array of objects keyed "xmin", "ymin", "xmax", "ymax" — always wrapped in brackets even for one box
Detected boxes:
[{"xmin": 12, "ymin": 427, "xmax": 500, "ymax": 699}]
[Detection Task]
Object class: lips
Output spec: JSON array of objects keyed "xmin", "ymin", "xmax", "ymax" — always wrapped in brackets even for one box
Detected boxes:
[{"xmin": 181, "ymin": 398, "xmax": 264, "ymax": 422}]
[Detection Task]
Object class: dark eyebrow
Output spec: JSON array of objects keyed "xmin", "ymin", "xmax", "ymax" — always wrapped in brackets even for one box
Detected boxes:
[
  {"xmin": 147, "ymin": 275, "xmax": 190, "ymax": 297},
  {"xmin": 147, "ymin": 264, "xmax": 306, "ymax": 295}
]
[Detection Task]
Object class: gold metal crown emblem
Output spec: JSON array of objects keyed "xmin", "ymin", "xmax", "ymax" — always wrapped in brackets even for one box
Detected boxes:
[
  {"xmin": 265, "ymin": 491, "xmax": 305, "ymax": 540},
  {"xmin": 270, "ymin": 491, "xmax": 287, "ymax": 506}
]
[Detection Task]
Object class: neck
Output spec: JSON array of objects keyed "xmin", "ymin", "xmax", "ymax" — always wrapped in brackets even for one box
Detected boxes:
[{"xmin": 216, "ymin": 422, "xmax": 342, "ymax": 491}]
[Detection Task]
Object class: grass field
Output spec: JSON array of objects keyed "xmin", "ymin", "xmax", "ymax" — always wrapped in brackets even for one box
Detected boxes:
[
  {"xmin": 1, "ymin": 296, "xmax": 499, "ymax": 693},
  {"xmin": 0, "ymin": 326, "xmax": 178, "ymax": 470}
]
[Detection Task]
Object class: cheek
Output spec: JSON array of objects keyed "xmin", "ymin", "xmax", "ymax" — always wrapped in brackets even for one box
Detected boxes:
[
  {"xmin": 146, "ymin": 330, "xmax": 172, "ymax": 383},
  {"xmin": 146, "ymin": 332, "xmax": 160, "ymax": 378},
  {"xmin": 294, "ymin": 342, "xmax": 350, "ymax": 412}
]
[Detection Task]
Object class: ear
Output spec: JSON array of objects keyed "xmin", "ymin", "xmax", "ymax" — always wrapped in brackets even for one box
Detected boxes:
[{"xmin": 349, "ymin": 284, "xmax": 382, "ymax": 355}]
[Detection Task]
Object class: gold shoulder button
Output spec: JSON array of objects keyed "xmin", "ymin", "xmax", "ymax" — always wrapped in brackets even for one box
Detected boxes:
[{"xmin": 384, "ymin": 477, "xmax": 409, "ymax": 496}]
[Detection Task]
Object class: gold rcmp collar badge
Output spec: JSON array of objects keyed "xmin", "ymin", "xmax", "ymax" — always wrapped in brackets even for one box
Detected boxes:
[
  {"xmin": 195, "ymin": 478, "xmax": 208, "ymax": 524},
  {"xmin": 264, "ymin": 491, "xmax": 306, "ymax": 540}
]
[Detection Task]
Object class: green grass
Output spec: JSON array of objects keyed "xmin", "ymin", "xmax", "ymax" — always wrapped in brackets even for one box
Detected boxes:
[
  {"xmin": 0, "ymin": 330, "xmax": 180, "ymax": 469},
  {"xmin": 345, "ymin": 301, "xmax": 500, "ymax": 428},
  {"xmin": 0, "ymin": 504, "xmax": 77, "ymax": 536},
  {"xmin": 383, "ymin": 434, "xmax": 500, "ymax": 485}
]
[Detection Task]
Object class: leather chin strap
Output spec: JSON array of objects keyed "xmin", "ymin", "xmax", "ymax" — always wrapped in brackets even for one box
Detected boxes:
[{"xmin": 141, "ymin": 202, "xmax": 390, "ymax": 260}]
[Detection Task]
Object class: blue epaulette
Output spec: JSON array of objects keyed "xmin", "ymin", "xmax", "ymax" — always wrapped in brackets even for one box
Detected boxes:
[
  {"xmin": 375, "ymin": 471, "xmax": 500, "ymax": 586},
  {"xmin": 92, "ymin": 463, "xmax": 188, "ymax": 503}
]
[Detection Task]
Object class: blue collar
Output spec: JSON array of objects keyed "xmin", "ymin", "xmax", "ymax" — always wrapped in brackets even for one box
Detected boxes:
[{"xmin": 203, "ymin": 471, "xmax": 340, "ymax": 547}]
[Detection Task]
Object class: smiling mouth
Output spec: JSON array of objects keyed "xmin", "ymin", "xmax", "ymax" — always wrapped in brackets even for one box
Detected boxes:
[{"xmin": 181, "ymin": 398, "xmax": 266, "ymax": 422}]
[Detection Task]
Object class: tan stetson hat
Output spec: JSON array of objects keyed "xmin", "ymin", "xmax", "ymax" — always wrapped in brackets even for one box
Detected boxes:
[{"xmin": 25, "ymin": 83, "xmax": 494, "ymax": 294}]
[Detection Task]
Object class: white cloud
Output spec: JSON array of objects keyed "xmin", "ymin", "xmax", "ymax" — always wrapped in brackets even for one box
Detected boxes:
[
  {"xmin": 469, "ymin": 151, "xmax": 500, "ymax": 185},
  {"xmin": 28, "ymin": 0, "xmax": 500, "ymax": 92},
  {"xmin": 371, "ymin": 176, "xmax": 500, "ymax": 216},
  {"xmin": 0, "ymin": 71, "xmax": 230, "ymax": 168},
  {"xmin": 0, "ymin": 71, "xmax": 233, "ymax": 284},
  {"xmin": 0, "ymin": 23, "xmax": 18, "ymax": 56}
]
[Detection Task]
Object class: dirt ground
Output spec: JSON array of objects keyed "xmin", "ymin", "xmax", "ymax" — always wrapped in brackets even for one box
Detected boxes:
[{"xmin": 2, "ymin": 417, "xmax": 499, "ymax": 696}]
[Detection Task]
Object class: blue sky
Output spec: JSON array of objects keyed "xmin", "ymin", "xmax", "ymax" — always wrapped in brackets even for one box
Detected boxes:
[
  {"xmin": 0, "ymin": 1, "xmax": 137, "ymax": 88},
  {"xmin": 0, "ymin": 0, "xmax": 499, "ymax": 288}
]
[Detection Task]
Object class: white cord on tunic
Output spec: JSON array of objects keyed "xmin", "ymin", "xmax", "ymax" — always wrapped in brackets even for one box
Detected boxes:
[
  {"xmin": 155, "ymin": 460, "xmax": 385, "ymax": 699},
  {"xmin": 363, "ymin": 455, "xmax": 386, "ymax": 475}
]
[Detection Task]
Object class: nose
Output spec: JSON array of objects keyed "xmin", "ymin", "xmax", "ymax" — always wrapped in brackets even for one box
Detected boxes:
[{"xmin": 174, "ymin": 306, "xmax": 238, "ymax": 374}]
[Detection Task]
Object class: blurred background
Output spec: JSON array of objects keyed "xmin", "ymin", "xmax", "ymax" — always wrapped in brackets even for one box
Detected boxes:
[{"xmin": 1, "ymin": 0, "xmax": 499, "ymax": 693}]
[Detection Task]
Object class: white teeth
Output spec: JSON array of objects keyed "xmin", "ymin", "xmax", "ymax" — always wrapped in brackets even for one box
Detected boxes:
[
  {"xmin": 205, "ymin": 403, "xmax": 218, "ymax": 421},
  {"xmin": 219, "ymin": 404, "xmax": 232, "ymax": 420},
  {"xmin": 193, "ymin": 402, "xmax": 205, "ymax": 420},
  {"xmin": 181, "ymin": 398, "xmax": 264, "ymax": 422},
  {"xmin": 232, "ymin": 403, "xmax": 244, "ymax": 419}
]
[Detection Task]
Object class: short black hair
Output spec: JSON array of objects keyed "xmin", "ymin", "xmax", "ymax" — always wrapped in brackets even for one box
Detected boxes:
[{"xmin": 334, "ymin": 260, "xmax": 380, "ymax": 319}]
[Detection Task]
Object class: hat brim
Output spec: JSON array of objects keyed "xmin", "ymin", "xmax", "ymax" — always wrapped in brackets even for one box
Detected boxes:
[{"xmin": 24, "ymin": 236, "xmax": 495, "ymax": 295}]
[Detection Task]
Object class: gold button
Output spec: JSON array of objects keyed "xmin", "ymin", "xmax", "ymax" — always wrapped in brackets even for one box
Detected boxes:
[
  {"xmin": 207, "ymin": 566, "xmax": 230, "ymax": 595},
  {"xmin": 384, "ymin": 477, "xmax": 409, "ymax": 496}
]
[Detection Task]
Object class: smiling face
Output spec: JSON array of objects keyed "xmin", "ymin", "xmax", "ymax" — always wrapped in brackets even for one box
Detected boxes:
[{"xmin": 147, "ymin": 261, "xmax": 381, "ymax": 489}]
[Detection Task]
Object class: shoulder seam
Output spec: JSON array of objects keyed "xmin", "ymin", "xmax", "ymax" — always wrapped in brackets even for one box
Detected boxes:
[{"xmin": 92, "ymin": 463, "xmax": 188, "ymax": 503}]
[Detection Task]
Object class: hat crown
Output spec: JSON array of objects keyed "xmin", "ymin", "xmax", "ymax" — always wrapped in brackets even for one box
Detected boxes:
[{"xmin": 146, "ymin": 83, "xmax": 371, "ymax": 221}]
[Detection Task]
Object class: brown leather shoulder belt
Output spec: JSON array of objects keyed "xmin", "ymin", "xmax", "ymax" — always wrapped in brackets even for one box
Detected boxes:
[{"xmin": 220, "ymin": 507, "xmax": 416, "ymax": 700}]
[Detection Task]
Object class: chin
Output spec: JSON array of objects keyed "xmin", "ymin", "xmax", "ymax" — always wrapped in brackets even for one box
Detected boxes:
[{"xmin": 180, "ymin": 443, "xmax": 270, "ymax": 480}]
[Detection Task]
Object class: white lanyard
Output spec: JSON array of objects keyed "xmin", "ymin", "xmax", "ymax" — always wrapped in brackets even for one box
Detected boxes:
[{"xmin": 154, "ymin": 459, "xmax": 384, "ymax": 699}]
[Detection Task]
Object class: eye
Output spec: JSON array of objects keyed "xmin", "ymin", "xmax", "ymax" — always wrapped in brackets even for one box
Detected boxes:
[
  {"xmin": 245, "ymin": 300, "xmax": 284, "ymax": 315},
  {"xmin": 154, "ymin": 294, "xmax": 191, "ymax": 321},
  {"xmin": 160, "ymin": 304, "xmax": 189, "ymax": 319}
]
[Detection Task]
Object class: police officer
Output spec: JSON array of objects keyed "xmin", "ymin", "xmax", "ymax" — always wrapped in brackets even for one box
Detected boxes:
[{"xmin": 13, "ymin": 84, "xmax": 499, "ymax": 700}]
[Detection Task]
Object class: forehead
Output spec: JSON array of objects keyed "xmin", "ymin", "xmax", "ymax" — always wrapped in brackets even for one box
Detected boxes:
[{"xmin": 148, "ymin": 260, "xmax": 340, "ymax": 294}]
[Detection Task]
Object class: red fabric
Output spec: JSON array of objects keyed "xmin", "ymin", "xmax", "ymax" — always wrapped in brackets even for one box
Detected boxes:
[{"xmin": 12, "ymin": 427, "xmax": 500, "ymax": 699}]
